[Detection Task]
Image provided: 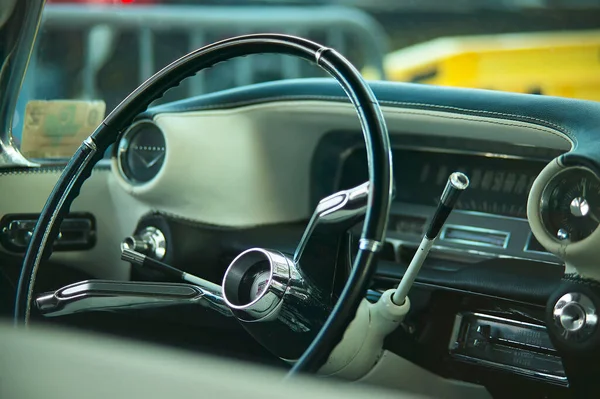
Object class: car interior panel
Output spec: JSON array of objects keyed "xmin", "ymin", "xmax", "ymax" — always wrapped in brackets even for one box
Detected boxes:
[{"xmin": 2, "ymin": 0, "xmax": 600, "ymax": 398}]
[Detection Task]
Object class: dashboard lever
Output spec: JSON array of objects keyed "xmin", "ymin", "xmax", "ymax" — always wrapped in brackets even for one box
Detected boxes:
[
  {"xmin": 294, "ymin": 181, "xmax": 370, "ymax": 263},
  {"xmin": 293, "ymin": 182, "xmax": 370, "ymax": 296},
  {"xmin": 392, "ymin": 172, "xmax": 469, "ymax": 305},
  {"xmin": 121, "ymin": 246, "xmax": 222, "ymax": 293},
  {"xmin": 35, "ymin": 280, "xmax": 231, "ymax": 318}
]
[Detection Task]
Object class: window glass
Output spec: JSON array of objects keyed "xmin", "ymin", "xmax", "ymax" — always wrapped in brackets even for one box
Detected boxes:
[{"xmin": 13, "ymin": 0, "xmax": 600, "ymax": 161}]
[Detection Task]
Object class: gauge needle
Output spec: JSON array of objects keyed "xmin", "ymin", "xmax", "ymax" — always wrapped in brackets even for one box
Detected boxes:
[
  {"xmin": 580, "ymin": 179, "xmax": 600, "ymax": 223},
  {"xmin": 590, "ymin": 211, "xmax": 600, "ymax": 224},
  {"xmin": 133, "ymin": 150, "xmax": 164, "ymax": 168}
]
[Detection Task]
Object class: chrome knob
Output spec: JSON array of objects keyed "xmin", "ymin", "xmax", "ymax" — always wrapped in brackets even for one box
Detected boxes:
[
  {"xmin": 553, "ymin": 292, "xmax": 598, "ymax": 342},
  {"xmin": 121, "ymin": 226, "xmax": 166, "ymax": 260}
]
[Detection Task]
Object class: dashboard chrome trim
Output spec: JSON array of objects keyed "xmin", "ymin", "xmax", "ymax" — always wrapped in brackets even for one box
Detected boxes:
[
  {"xmin": 387, "ymin": 203, "xmax": 562, "ymax": 265},
  {"xmin": 385, "ymin": 237, "xmax": 561, "ymax": 266},
  {"xmin": 359, "ymin": 238, "xmax": 384, "ymax": 252},
  {"xmin": 449, "ymin": 312, "xmax": 568, "ymax": 386},
  {"xmin": 440, "ymin": 224, "xmax": 510, "ymax": 249}
]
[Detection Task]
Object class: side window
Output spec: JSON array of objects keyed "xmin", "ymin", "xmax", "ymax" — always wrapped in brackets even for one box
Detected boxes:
[{"xmin": 12, "ymin": 2, "xmax": 384, "ymax": 162}]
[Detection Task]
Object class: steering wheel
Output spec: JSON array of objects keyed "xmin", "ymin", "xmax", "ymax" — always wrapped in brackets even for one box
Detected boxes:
[{"xmin": 13, "ymin": 34, "xmax": 393, "ymax": 375}]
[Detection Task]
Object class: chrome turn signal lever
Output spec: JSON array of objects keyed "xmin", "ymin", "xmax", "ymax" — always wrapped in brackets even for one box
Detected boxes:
[
  {"xmin": 36, "ymin": 242, "xmax": 229, "ymax": 317},
  {"xmin": 35, "ymin": 279, "xmax": 230, "ymax": 317},
  {"xmin": 34, "ymin": 181, "xmax": 375, "ymax": 363}
]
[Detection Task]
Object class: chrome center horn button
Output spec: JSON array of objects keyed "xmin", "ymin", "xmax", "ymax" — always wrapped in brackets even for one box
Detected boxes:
[{"xmin": 222, "ymin": 248, "xmax": 292, "ymax": 321}]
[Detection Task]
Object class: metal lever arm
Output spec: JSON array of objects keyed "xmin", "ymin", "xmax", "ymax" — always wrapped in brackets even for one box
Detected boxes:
[
  {"xmin": 35, "ymin": 280, "xmax": 231, "ymax": 318},
  {"xmin": 292, "ymin": 182, "xmax": 370, "ymax": 295},
  {"xmin": 295, "ymin": 181, "xmax": 370, "ymax": 262}
]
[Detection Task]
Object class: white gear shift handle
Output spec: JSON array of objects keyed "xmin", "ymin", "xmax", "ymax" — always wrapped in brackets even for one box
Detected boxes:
[
  {"xmin": 320, "ymin": 172, "xmax": 469, "ymax": 380},
  {"xmin": 392, "ymin": 172, "xmax": 469, "ymax": 305}
]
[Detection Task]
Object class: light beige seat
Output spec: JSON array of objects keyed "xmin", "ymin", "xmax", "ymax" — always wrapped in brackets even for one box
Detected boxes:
[{"xmin": 0, "ymin": 322, "xmax": 428, "ymax": 399}]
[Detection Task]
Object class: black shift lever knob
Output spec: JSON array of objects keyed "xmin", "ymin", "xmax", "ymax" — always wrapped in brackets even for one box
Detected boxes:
[{"xmin": 426, "ymin": 172, "xmax": 469, "ymax": 239}]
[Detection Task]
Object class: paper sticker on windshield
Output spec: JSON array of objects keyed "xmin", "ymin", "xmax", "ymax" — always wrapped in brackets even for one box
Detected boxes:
[{"xmin": 20, "ymin": 100, "xmax": 106, "ymax": 159}]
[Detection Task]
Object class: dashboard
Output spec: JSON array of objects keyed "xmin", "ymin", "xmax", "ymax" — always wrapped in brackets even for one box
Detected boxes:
[{"xmin": 6, "ymin": 78, "xmax": 600, "ymax": 397}]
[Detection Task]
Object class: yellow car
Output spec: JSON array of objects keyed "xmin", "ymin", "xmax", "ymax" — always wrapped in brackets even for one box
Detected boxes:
[{"xmin": 375, "ymin": 29, "xmax": 600, "ymax": 101}]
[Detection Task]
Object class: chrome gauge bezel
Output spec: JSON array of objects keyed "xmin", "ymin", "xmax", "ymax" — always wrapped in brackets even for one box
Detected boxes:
[
  {"xmin": 116, "ymin": 120, "xmax": 166, "ymax": 186},
  {"xmin": 539, "ymin": 165, "xmax": 600, "ymax": 244}
]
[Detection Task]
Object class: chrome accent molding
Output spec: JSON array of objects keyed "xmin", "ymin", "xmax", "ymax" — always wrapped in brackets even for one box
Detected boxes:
[
  {"xmin": 440, "ymin": 224, "xmax": 510, "ymax": 249},
  {"xmin": 388, "ymin": 202, "xmax": 562, "ymax": 265},
  {"xmin": 358, "ymin": 238, "xmax": 384, "ymax": 252},
  {"xmin": 314, "ymin": 46, "xmax": 332, "ymax": 65},
  {"xmin": 82, "ymin": 136, "xmax": 97, "ymax": 152},
  {"xmin": 523, "ymin": 232, "xmax": 550, "ymax": 255}
]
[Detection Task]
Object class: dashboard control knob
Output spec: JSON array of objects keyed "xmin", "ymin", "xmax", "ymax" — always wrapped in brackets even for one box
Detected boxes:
[
  {"xmin": 121, "ymin": 226, "xmax": 167, "ymax": 260},
  {"xmin": 552, "ymin": 292, "xmax": 597, "ymax": 342},
  {"xmin": 556, "ymin": 228, "xmax": 569, "ymax": 240},
  {"xmin": 570, "ymin": 197, "xmax": 590, "ymax": 217}
]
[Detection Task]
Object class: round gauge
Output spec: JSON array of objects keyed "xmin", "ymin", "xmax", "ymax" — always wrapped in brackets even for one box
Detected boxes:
[
  {"xmin": 541, "ymin": 167, "xmax": 600, "ymax": 243},
  {"xmin": 117, "ymin": 121, "xmax": 166, "ymax": 184}
]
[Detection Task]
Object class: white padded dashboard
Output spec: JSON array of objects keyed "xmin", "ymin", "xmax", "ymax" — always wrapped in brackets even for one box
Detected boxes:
[
  {"xmin": 113, "ymin": 100, "xmax": 572, "ymax": 226},
  {"xmin": 1, "ymin": 100, "xmax": 572, "ymax": 279}
]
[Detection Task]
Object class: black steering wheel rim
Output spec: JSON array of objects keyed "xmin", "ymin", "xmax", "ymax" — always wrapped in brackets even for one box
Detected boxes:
[{"xmin": 14, "ymin": 33, "xmax": 393, "ymax": 375}]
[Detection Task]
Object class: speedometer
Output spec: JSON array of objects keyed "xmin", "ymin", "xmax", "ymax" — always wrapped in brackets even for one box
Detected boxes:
[
  {"xmin": 117, "ymin": 120, "xmax": 166, "ymax": 185},
  {"xmin": 540, "ymin": 167, "xmax": 600, "ymax": 243}
]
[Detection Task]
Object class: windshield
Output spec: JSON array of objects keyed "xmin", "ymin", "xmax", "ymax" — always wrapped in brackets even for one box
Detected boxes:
[{"xmin": 13, "ymin": 0, "xmax": 600, "ymax": 160}]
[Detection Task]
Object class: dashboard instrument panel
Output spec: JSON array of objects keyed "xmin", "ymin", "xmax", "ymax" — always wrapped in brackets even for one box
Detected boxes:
[
  {"xmin": 339, "ymin": 148, "xmax": 546, "ymax": 219},
  {"xmin": 312, "ymin": 131, "xmax": 566, "ymax": 265}
]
